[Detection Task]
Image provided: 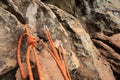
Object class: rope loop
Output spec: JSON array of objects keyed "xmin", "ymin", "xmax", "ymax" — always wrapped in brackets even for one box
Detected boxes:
[
  {"xmin": 17, "ymin": 25, "xmax": 42, "ymax": 80},
  {"xmin": 17, "ymin": 24, "xmax": 71, "ymax": 80}
]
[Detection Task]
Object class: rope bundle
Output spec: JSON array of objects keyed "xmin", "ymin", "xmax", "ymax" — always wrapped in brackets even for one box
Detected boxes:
[{"xmin": 17, "ymin": 25, "xmax": 71, "ymax": 80}]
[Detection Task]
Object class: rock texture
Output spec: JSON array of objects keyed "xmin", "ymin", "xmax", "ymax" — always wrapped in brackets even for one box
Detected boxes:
[
  {"xmin": 45, "ymin": 0, "xmax": 120, "ymax": 35},
  {"xmin": 0, "ymin": 6, "xmax": 24, "ymax": 78},
  {"xmin": 44, "ymin": 0, "xmax": 120, "ymax": 80},
  {"xmin": 0, "ymin": 0, "xmax": 119, "ymax": 80},
  {"xmin": 92, "ymin": 33, "xmax": 120, "ymax": 80}
]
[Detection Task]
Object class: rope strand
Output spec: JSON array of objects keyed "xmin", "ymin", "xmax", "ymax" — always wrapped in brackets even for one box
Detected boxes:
[
  {"xmin": 17, "ymin": 24, "xmax": 71, "ymax": 80},
  {"xmin": 26, "ymin": 45, "xmax": 34, "ymax": 80},
  {"xmin": 42, "ymin": 28, "xmax": 70, "ymax": 80},
  {"xmin": 17, "ymin": 33, "xmax": 27, "ymax": 79},
  {"xmin": 59, "ymin": 46, "xmax": 71, "ymax": 80},
  {"xmin": 17, "ymin": 25, "xmax": 42, "ymax": 80},
  {"xmin": 33, "ymin": 47, "xmax": 43, "ymax": 80}
]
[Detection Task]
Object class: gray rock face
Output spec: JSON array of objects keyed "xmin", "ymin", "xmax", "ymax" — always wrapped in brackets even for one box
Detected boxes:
[
  {"xmin": 79, "ymin": 0, "xmax": 120, "ymax": 35},
  {"xmin": 44, "ymin": 0, "xmax": 120, "ymax": 79},
  {"xmin": 0, "ymin": 0, "xmax": 118, "ymax": 80},
  {"xmin": 45, "ymin": 0, "xmax": 120, "ymax": 35},
  {"xmin": 0, "ymin": 7, "xmax": 24, "ymax": 76}
]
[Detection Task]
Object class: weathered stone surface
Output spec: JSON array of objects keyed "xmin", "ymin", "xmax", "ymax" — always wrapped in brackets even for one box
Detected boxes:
[
  {"xmin": 44, "ymin": 0, "xmax": 120, "ymax": 79},
  {"xmin": 0, "ymin": 0, "xmax": 118, "ymax": 80},
  {"xmin": 92, "ymin": 33, "xmax": 120, "ymax": 80},
  {"xmin": 44, "ymin": 0, "xmax": 120, "ymax": 35},
  {"xmin": 0, "ymin": 6, "xmax": 24, "ymax": 76},
  {"xmin": 110, "ymin": 34, "xmax": 120, "ymax": 48},
  {"xmin": 48, "ymin": 4, "xmax": 115, "ymax": 80}
]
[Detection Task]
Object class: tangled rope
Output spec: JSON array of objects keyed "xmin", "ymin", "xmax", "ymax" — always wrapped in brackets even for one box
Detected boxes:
[{"xmin": 17, "ymin": 24, "xmax": 71, "ymax": 80}]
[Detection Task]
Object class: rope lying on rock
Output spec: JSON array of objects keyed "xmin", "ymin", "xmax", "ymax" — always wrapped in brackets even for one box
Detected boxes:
[
  {"xmin": 17, "ymin": 25, "xmax": 42, "ymax": 80},
  {"xmin": 17, "ymin": 24, "xmax": 71, "ymax": 80}
]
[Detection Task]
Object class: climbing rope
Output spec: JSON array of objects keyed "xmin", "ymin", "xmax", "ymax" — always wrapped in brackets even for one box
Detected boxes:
[
  {"xmin": 17, "ymin": 25, "xmax": 42, "ymax": 80},
  {"xmin": 40, "ymin": 26, "xmax": 71, "ymax": 80},
  {"xmin": 17, "ymin": 24, "xmax": 71, "ymax": 80}
]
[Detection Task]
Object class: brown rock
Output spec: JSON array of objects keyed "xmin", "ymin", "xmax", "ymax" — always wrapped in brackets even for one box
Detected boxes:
[
  {"xmin": 92, "ymin": 33, "xmax": 120, "ymax": 79},
  {"xmin": 109, "ymin": 34, "xmax": 120, "ymax": 48},
  {"xmin": 0, "ymin": 0, "xmax": 117, "ymax": 80},
  {"xmin": 0, "ymin": 7, "xmax": 24, "ymax": 76}
]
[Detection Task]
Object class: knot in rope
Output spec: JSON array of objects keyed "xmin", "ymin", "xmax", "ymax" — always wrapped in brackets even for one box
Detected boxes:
[
  {"xmin": 27, "ymin": 35, "xmax": 37, "ymax": 47},
  {"xmin": 17, "ymin": 24, "xmax": 71, "ymax": 80},
  {"xmin": 17, "ymin": 25, "xmax": 42, "ymax": 80}
]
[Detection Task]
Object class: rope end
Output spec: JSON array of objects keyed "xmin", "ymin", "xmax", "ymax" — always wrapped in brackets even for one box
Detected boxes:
[{"xmin": 43, "ymin": 25, "xmax": 48, "ymax": 30}]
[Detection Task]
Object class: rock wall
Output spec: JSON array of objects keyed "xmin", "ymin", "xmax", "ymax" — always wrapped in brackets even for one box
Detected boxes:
[
  {"xmin": 0, "ymin": 0, "xmax": 119, "ymax": 80},
  {"xmin": 45, "ymin": 0, "xmax": 120, "ymax": 35}
]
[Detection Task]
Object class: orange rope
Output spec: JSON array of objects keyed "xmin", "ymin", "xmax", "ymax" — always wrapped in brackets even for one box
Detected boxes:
[
  {"xmin": 17, "ymin": 33, "xmax": 27, "ymax": 79},
  {"xmin": 40, "ymin": 28, "xmax": 70, "ymax": 80},
  {"xmin": 17, "ymin": 25, "xmax": 42, "ymax": 80},
  {"xmin": 33, "ymin": 47, "xmax": 43, "ymax": 80},
  {"xmin": 39, "ymin": 40, "xmax": 68, "ymax": 80},
  {"xmin": 44, "ymin": 30, "xmax": 60, "ymax": 60},
  {"xmin": 59, "ymin": 46, "xmax": 71, "ymax": 80},
  {"xmin": 26, "ymin": 45, "xmax": 34, "ymax": 80},
  {"xmin": 17, "ymin": 24, "xmax": 71, "ymax": 80}
]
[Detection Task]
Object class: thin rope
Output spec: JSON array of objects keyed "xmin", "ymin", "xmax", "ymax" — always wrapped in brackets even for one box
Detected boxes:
[
  {"xmin": 17, "ymin": 24, "xmax": 71, "ymax": 80},
  {"xmin": 17, "ymin": 25, "xmax": 42, "ymax": 80},
  {"xmin": 39, "ymin": 28, "xmax": 71, "ymax": 80}
]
